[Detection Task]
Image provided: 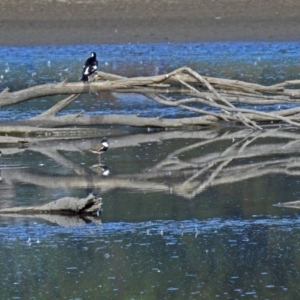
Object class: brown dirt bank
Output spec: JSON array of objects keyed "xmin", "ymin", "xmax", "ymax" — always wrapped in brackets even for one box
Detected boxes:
[{"xmin": 0, "ymin": 0, "xmax": 300, "ymax": 46}]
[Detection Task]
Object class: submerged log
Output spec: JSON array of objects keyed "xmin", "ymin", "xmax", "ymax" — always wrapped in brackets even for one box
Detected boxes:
[
  {"xmin": 0, "ymin": 213, "xmax": 102, "ymax": 227},
  {"xmin": 274, "ymin": 200, "xmax": 300, "ymax": 209},
  {"xmin": 0, "ymin": 194, "xmax": 102, "ymax": 215}
]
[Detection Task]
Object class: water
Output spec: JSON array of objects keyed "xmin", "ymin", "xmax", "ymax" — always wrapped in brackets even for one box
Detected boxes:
[
  {"xmin": 1, "ymin": 42, "xmax": 300, "ymax": 299},
  {"xmin": 0, "ymin": 217, "xmax": 299, "ymax": 299},
  {"xmin": 1, "ymin": 42, "xmax": 300, "ymax": 120}
]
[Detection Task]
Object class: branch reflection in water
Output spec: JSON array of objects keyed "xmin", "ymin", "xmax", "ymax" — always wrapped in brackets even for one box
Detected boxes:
[{"xmin": 0, "ymin": 127, "xmax": 299, "ymax": 203}]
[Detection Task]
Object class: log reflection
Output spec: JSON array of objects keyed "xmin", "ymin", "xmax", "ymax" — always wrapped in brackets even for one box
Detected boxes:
[
  {"xmin": 1, "ymin": 127, "xmax": 300, "ymax": 200},
  {"xmin": 0, "ymin": 213, "xmax": 102, "ymax": 227}
]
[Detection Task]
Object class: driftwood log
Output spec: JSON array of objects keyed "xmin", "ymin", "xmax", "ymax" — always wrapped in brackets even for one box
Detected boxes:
[
  {"xmin": 1, "ymin": 66, "xmax": 300, "ymax": 132},
  {"xmin": 0, "ymin": 194, "xmax": 102, "ymax": 215},
  {"xmin": 0, "ymin": 213, "xmax": 102, "ymax": 227}
]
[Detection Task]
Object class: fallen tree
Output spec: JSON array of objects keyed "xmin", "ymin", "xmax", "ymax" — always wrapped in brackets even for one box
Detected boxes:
[{"xmin": 1, "ymin": 66, "xmax": 300, "ymax": 132}]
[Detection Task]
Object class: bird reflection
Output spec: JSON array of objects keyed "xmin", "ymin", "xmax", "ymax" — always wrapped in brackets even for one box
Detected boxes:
[{"xmin": 90, "ymin": 164, "xmax": 110, "ymax": 176}]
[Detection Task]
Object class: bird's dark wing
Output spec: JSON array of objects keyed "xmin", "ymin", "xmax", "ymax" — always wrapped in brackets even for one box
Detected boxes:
[{"xmin": 81, "ymin": 57, "xmax": 98, "ymax": 81}]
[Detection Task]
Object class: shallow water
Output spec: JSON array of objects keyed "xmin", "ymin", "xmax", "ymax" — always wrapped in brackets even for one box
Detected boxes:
[
  {"xmin": 1, "ymin": 43, "xmax": 300, "ymax": 299},
  {"xmin": 1, "ymin": 217, "xmax": 300, "ymax": 299}
]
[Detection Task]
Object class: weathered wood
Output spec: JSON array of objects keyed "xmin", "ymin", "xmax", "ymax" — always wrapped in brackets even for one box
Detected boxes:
[
  {"xmin": 0, "ymin": 213, "xmax": 102, "ymax": 227},
  {"xmin": 0, "ymin": 125, "xmax": 109, "ymax": 136},
  {"xmin": 0, "ymin": 194, "xmax": 102, "ymax": 215},
  {"xmin": 1, "ymin": 66, "xmax": 300, "ymax": 130},
  {"xmin": 22, "ymin": 114, "xmax": 218, "ymax": 128}
]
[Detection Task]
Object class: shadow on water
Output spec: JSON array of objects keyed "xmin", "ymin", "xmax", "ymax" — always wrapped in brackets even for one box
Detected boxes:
[{"xmin": 1, "ymin": 42, "xmax": 300, "ymax": 298}]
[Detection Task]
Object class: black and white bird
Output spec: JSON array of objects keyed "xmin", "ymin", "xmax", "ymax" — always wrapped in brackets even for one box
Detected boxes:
[
  {"xmin": 81, "ymin": 52, "xmax": 98, "ymax": 82},
  {"xmin": 90, "ymin": 138, "xmax": 109, "ymax": 155},
  {"xmin": 100, "ymin": 165, "xmax": 110, "ymax": 176}
]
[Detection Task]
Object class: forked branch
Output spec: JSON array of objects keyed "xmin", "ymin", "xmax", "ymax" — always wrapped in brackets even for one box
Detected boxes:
[{"xmin": 1, "ymin": 67, "xmax": 300, "ymax": 130}]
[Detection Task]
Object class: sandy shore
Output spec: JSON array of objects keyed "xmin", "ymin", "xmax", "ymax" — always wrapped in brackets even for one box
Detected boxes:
[{"xmin": 0, "ymin": 0, "xmax": 300, "ymax": 46}]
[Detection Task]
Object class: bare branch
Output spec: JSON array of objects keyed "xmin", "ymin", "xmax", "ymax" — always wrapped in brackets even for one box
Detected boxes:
[{"xmin": 1, "ymin": 66, "xmax": 300, "ymax": 130}]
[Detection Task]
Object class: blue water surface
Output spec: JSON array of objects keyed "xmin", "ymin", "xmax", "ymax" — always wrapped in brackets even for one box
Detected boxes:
[{"xmin": 0, "ymin": 42, "xmax": 300, "ymax": 120}]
